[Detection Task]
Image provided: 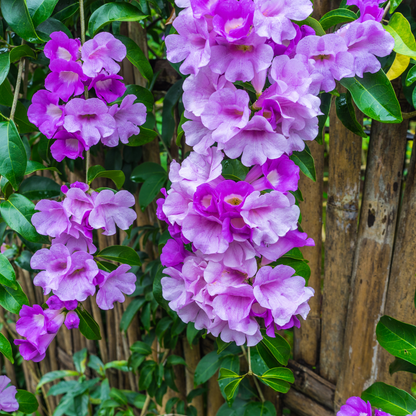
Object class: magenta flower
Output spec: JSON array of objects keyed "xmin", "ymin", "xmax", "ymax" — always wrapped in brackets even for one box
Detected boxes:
[
  {"xmin": 32, "ymin": 199, "xmax": 71, "ymax": 238},
  {"xmin": 46, "ymin": 295, "xmax": 77, "ymax": 311},
  {"xmin": 15, "ymin": 334, "xmax": 56, "ymax": 362},
  {"xmin": 253, "ymin": 0, "xmax": 312, "ymax": 44},
  {"xmin": 347, "ymin": 0, "xmax": 384, "ymax": 22},
  {"xmin": 337, "ymin": 397, "xmax": 372, "ymax": 416},
  {"xmin": 220, "ymin": 116, "xmax": 288, "ymax": 167},
  {"xmin": 63, "ymin": 98, "xmax": 116, "ymax": 148},
  {"xmin": 104, "ymin": 95, "xmax": 147, "ymax": 147},
  {"xmin": 0, "ymin": 376, "xmax": 18, "ymax": 412},
  {"xmin": 89, "ymin": 73, "xmax": 126, "ymax": 103},
  {"xmin": 45, "ymin": 59, "xmax": 87, "ymax": 101},
  {"xmin": 201, "ymin": 88, "xmax": 250, "ymax": 143},
  {"xmin": 63, "ymin": 186, "xmax": 94, "ymax": 224},
  {"xmin": 337, "ymin": 21, "xmax": 394, "ymax": 78},
  {"xmin": 53, "ymin": 218, "xmax": 97, "ymax": 254},
  {"xmin": 64, "ymin": 311, "xmax": 80, "ymax": 329},
  {"xmin": 95, "ymin": 264, "xmax": 136, "ymax": 310},
  {"xmin": 210, "ymin": 317, "xmax": 262, "ymax": 347},
  {"xmin": 296, "ymin": 34, "xmax": 354, "ymax": 93},
  {"xmin": 212, "ymin": 0, "xmax": 254, "ymax": 42},
  {"xmin": 89, "ymin": 190, "xmax": 137, "ymax": 236},
  {"xmin": 81, "ymin": 32, "xmax": 126, "ymax": 77},
  {"xmin": 27, "ymin": 90, "xmax": 65, "ymax": 139},
  {"xmin": 182, "ymin": 114, "xmax": 216, "ymax": 155},
  {"xmin": 160, "ymin": 238, "xmax": 188, "ymax": 268},
  {"xmin": 51, "ymin": 130, "xmax": 86, "ymax": 162},
  {"xmin": 166, "ymin": 8, "xmax": 215, "ymax": 75},
  {"xmin": 16, "ymin": 304, "xmax": 50, "ymax": 344},
  {"xmin": 44, "ymin": 31, "xmax": 81, "ymax": 62},
  {"xmin": 210, "ymin": 33, "xmax": 274, "ymax": 82}
]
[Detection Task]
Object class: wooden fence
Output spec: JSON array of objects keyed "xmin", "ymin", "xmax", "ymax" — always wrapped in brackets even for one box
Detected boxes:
[{"xmin": 2, "ymin": 3, "xmax": 416, "ymax": 414}]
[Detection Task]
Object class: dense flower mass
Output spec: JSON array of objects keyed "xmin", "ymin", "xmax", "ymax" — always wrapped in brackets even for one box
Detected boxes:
[
  {"xmin": 0, "ymin": 376, "xmax": 18, "ymax": 412},
  {"xmin": 158, "ymin": 0, "xmax": 395, "ymax": 345},
  {"xmin": 28, "ymin": 31, "xmax": 147, "ymax": 159},
  {"xmin": 336, "ymin": 396, "xmax": 409, "ymax": 416}
]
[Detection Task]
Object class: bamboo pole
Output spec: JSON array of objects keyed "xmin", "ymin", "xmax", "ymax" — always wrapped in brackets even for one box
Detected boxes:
[
  {"xmin": 335, "ymin": 120, "xmax": 408, "ymax": 409},
  {"xmin": 320, "ymin": 96, "xmax": 362, "ymax": 384}
]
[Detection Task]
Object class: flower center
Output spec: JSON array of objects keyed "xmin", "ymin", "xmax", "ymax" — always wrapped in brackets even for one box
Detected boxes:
[
  {"xmin": 201, "ymin": 194, "xmax": 213, "ymax": 208},
  {"xmin": 313, "ymin": 54, "xmax": 331, "ymax": 61},
  {"xmin": 225, "ymin": 194, "xmax": 243, "ymax": 206},
  {"xmin": 56, "ymin": 46, "xmax": 72, "ymax": 61},
  {"xmin": 96, "ymin": 78, "xmax": 113, "ymax": 90},
  {"xmin": 225, "ymin": 17, "xmax": 245, "ymax": 33},
  {"xmin": 267, "ymin": 170, "xmax": 280, "ymax": 187},
  {"xmin": 46, "ymin": 104, "xmax": 63, "ymax": 119},
  {"xmin": 236, "ymin": 45, "xmax": 253, "ymax": 53},
  {"xmin": 80, "ymin": 114, "xmax": 97, "ymax": 121},
  {"xmin": 59, "ymin": 71, "xmax": 79, "ymax": 83}
]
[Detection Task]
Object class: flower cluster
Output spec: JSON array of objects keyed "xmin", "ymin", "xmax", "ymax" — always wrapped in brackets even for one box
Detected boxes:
[
  {"xmin": 0, "ymin": 376, "xmax": 18, "ymax": 412},
  {"xmin": 15, "ymin": 182, "xmax": 137, "ymax": 361},
  {"xmin": 337, "ymin": 396, "xmax": 415, "ymax": 416},
  {"xmin": 157, "ymin": 0, "xmax": 395, "ymax": 346},
  {"xmin": 28, "ymin": 31, "xmax": 146, "ymax": 161}
]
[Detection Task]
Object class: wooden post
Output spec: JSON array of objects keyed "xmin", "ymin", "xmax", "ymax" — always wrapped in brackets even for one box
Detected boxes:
[
  {"xmin": 320, "ymin": 99, "xmax": 362, "ymax": 384},
  {"xmin": 335, "ymin": 120, "xmax": 408, "ymax": 409},
  {"xmin": 377, "ymin": 134, "xmax": 416, "ymax": 390},
  {"xmin": 294, "ymin": 140, "xmax": 324, "ymax": 366}
]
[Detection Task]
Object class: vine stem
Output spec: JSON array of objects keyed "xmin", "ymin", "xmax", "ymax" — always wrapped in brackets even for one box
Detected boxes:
[
  {"xmin": 10, "ymin": 57, "xmax": 24, "ymax": 122},
  {"xmin": 241, "ymin": 345, "xmax": 265, "ymax": 403},
  {"xmin": 382, "ymin": 1, "xmax": 390, "ymax": 19},
  {"xmin": 141, "ymin": 394, "xmax": 152, "ymax": 416},
  {"xmin": 403, "ymin": 110, "xmax": 416, "ymax": 120}
]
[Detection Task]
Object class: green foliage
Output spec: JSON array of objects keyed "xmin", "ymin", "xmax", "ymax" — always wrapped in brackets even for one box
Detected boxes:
[
  {"xmin": 96, "ymin": 245, "xmax": 142, "ymax": 266},
  {"xmin": 87, "ymin": 164, "xmax": 126, "ymax": 189},
  {"xmin": 319, "ymin": 8, "xmax": 357, "ymax": 31},
  {"xmin": 290, "ymin": 144, "xmax": 316, "ymax": 182},
  {"xmin": 336, "ymin": 92, "xmax": 368, "ymax": 138}
]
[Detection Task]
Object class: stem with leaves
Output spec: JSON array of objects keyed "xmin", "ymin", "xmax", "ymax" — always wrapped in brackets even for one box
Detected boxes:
[{"xmin": 241, "ymin": 346, "xmax": 265, "ymax": 403}]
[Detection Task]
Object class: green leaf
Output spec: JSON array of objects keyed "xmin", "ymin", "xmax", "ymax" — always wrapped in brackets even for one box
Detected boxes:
[
  {"xmin": 27, "ymin": 0, "xmax": 60, "ymax": 27},
  {"xmin": 390, "ymin": 0, "xmax": 403, "ymax": 13},
  {"xmin": 340, "ymin": 70, "xmax": 403, "ymax": 123},
  {"xmin": 0, "ymin": 121, "xmax": 27, "ymax": 190},
  {"xmin": 162, "ymin": 80, "xmax": 184, "ymax": 146},
  {"xmin": 0, "ymin": 53, "xmax": 10, "ymax": 86},
  {"xmin": 273, "ymin": 257, "xmax": 311, "ymax": 284},
  {"xmin": 316, "ymin": 93, "xmax": 332, "ymax": 145},
  {"xmin": 87, "ymin": 165, "xmax": 125, "ymax": 189},
  {"xmin": 130, "ymin": 341, "xmax": 152, "ymax": 356},
  {"xmin": 120, "ymin": 297, "xmax": 146, "ymax": 332},
  {"xmin": 19, "ymin": 176, "xmax": 61, "ymax": 200},
  {"xmin": 89, "ymin": 2, "xmax": 147, "ymax": 36},
  {"xmin": 115, "ymin": 34, "xmax": 153, "ymax": 82},
  {"xmin": 24, "ymin": 160, "xmax": 61, "ymax": 175},
  {"xmin": 9, "ymin": 45, "xmax": 36, "ymax": 63},
  {"xmin": 336, "ymin": 92, "xmax": 368, "ymax": 138},
  {"xmin": 127, "ymin": 127, "xmax": 158, "ymax": 147},
  {"xmin": 290, "ymin": 144, "xmax": 316, "ymax": 182},
  {"xmin": 256, "ymin": 342, "xmax": 280, "ymax": 369},
  {"xmin": 385, "ymin": 13, "xmax": 416, "ymax": 59},
  {"xmin": 131, "ymin": 162, "xmax": 166, "ymax": 183},
  {"xmin": 0, "ymin": 332, "xmax": 14, "ymax": 363},
  {"xmin": 0, "ymin": 79, "xmax": 14, "ymax": 107},
  {"xmin": 243, "ymin": 401, "xmax": 277, "ymax": 416},
  {"xmin": 1, "ymin": 0, "xmax": 42, "ymax": 43},
  {"xmin": 115, "ymin": 85, "xmax": 154, "ymax": 112},
  {"xmin": 139, "ymin": 174, "xmax": 167, "ymax": 211},
  {"xmin": 52, "ymin": 2, "xmax": 79, "ymax": 21},
  {"xmin": 153, "ymin": 266, "xmax": 169, "ymax": 310},
  {"xmin": 362, "ymin": 382, "xmax": 416, "ymax": 416},
  {"xmin": 36, "ymin": 17, "xmax": 72, "ymax": 39},
  {"xmin": 261, "ymin": 368, "xmax": 294, "ymax": 383},
  {"xmin": 76, "ymin": 307, "xmax": 102, "ymax": 340},
  {"xmin": 105, "ymin": 361, "xmax": 130, "ymax": 372},
  {"xmin": 0, "ymin": 194, "xmax": 49, "ymax": 243},
  {"xmin": 139, "ymin": 361, "xmax": 157, "ymax": 390},
  {"xmin": 222, "ymin": 159, "xmax": 249, "ymax": 182},
  {"xmin": 259, "ymin": 377, "xmax": 291, "ymax": 393},
  {"xmin": 14, "ymin": 102, "xmax": 37, "ymax": 134},
  {"xmin": 166, "ymin": 355, "xmax": 187, "ymax": 366},
  {"xmin": 0, "ymin": 253, "xmax": 17, "ymax": 289},
  {"xmin": 259, "ymin": 329, "xmax": 291, "ymax": 366},
  {"xmin": 224, "ymin": 378, "xmax": 243, "ymax": 401},
  {"xmin": 96, "ymin": 245, "xmax": 141, "ymax": 266},
  {"xmin": 293, "ymin": 17, "xmax": 325, "ymax": 36},
  {"xmin": 218, "ymin": 368, "xmax": 240, "ymax": 381},
  {"xmin": 389, "ymin": 357, "xmax": 416, "ymax": 375},
  {"xmin": 16, "ymin": 390, "xmax": 39, "ymax": 414},
  {"xmin": 406, "ymin": 65, "xmax": 416, "ymax": 86},
  {"xmin": 73, "ymin": 348, "xmax": 88, "ymax": 374},
  {"xmin": 194, "ymin": 351, "xmax": 224, "ymax": 386},
  {"xmin": 217, "ymin": 338, "xmax": 231, "ymax": 354},
  {"xmin": 0, "ymin": 282, "xmax": 29, "ymax": 314},
  {"xmin": 376, "ymin": 315, "xmax": 416, "ymax": 366},
  {"xmin": 319, "ymin": 8, "xmax": 357, "ymax": 31}
]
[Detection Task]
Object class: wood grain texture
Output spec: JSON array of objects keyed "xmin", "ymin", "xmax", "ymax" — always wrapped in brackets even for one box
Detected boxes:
[
  {"xmin": 294, "ymin": 140, "xmax": 324, "ymax": 366},
  {"xmin": 335, "ymin": 120, "xmax": 408, "ymax": 409},
  {"xmin": 283, "ymin": 388, "xmax": 335, "ymax": 416},
  {"xmin": 320, "ymin": 98, "xmax": 362, "ymax": 384},
  {"xmin": 377, "ymin": 133, "xmax": 416, "ymax": 390}
]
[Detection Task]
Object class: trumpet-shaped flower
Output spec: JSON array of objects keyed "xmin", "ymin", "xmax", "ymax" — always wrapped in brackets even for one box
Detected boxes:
[
  {"xmin": 44, "ymin": 31, "xmax": 81, "ymax": 62},
  {"xmin": 0, "ymin": 376, "xmax": 18, "ymax": 412}
]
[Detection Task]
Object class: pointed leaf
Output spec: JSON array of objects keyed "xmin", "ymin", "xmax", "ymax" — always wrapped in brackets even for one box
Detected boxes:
[
  {"xmin": 261, "ymin": 367, "xmax": 294, "ymax": 383},
  {"xmin": 139, "ymin": 174, "xmax": 167, "ymax": 210},
  {"xmin": 260, "ymin": 329, "xmax": 291, "ymax": 366},
  {"xmin": 336, "ymin": 92, "xmax": 368, "ymax": 138},
  {"xmin": 16, "ymin": 390, "xmax": 39, "ymax": 414},
  {"xmin": 9, "ymin": 45, "xmax": 36, "ymax": 63},
  {"xmin": 0, "ymin": 253, "xmax": 17, "ymax": 289},
  {"xmin": 389, "ymin": 357, "xmax": 416, "ymax": 375},
  {"xmin": 0, "ymin": 282, "xmax": 29, "ymax": 314},
  {"xmin": 224, "ymin": 378, "xmax": 243, "ymax": 401},
  {"xmin": 0, "ymin": 332, "xmax": 14, "ymax": 363},
  {"xmin": 24, "ymin": 161, "xmax": 61, "ymax": 175},
  {"xmin": 293, "ymin": 17, "xmax": 325, "ymax": 36},
  {"xmin": 385, "ymin": 13, "xmax": 416, "ymax": 59},
  {"xmin": 76, "ymin": 307, "xmax": 102, "ymax": 340},
  {"xmin": 87, "ymin": 165, "xmax": 125, "ymax": 189},
  {"xmin": 218, "ymin": 368, "xmax": 240, "ymax": 381},
  {"xmin": 96, "ymin": 245, "xmax": 141, "ymax": 266},
  {"xmin": 244, "ymin": 401, "xmax": 277, "ymax": 416},
  {"xmin": 127, "ymin": 127, "xmax": 158, "ymax": 147},
  {"xmin": 131, "ymin": 162, "xmax": 166, "ymax": 183},
  {"xmin": 406, "ymin": 65, "xmax": 416, "ymax": 86},
  {"xmin": 316, "ymin": 92, "xmax": 332, "ymax": 145},
  {"xmin": 259, "ymin": 377, "xmax": 291, "ymax": 393},
  {"xmin": 319, "ymin": 8, "xmax": 357, "ymax": 31},
  {"xmin": 0, "ymin": 53, "xmax": 10, "ymax": 86},
  {"xmin": 290, "ymin": 144, "xmax": 316, "ymax": 182},
  {"xmin": 387, "ymin": 53, "xmax": 410, "ymax": 81},
  {"xmin": 27, "ymin": 0, "xmax": 60, "ymax": 27}
]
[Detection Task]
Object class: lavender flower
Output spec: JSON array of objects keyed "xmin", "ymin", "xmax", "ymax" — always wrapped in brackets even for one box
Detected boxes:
[{"xmin": 0, "ymin": 376, "xmax": 18, "ymax": 412}]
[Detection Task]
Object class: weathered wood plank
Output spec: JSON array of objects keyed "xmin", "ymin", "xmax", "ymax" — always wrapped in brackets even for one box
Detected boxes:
[{"xmin": 283, "ymin": 388, "xmax": 335, "ymax": 416}]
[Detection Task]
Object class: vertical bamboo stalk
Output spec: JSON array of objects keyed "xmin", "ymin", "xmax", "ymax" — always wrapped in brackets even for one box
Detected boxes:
[
  {"xmin": 376, "ymin": 135, "xmax": 416, "ymax": 390},
  {"xmin": 294, "ymin": 140, "xmax": 324, "ymax": 366},
  {"xmin": 320, "ymin": 99, "xmax": 362, "ymax": 384},
  {"xmin": 335, "ymin": 120, "xmax": 408, "ymax": 409}
]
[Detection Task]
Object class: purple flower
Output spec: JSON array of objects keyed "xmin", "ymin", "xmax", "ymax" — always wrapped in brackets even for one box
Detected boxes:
[
  {"xmin": 53, "ymin": 218, "xmax": 97, "ymax": 254},
  {"xmin": 95, "ymin": 264, "xmax": 136, "ymax": 310},
  {"xmin": 51, "ymin": 130, "xmax": 86, "ymax": 161},
  {"xmin": 190, "ymin": 0, "xmax": 219, "ymax": 18},
  {"xmin": 63, "ymin": 186, "xmax": 94, "ymax": 224},
  {"xmin": 46, "ymin": 295, "xmax": 77, "ymax": 311},
  {"xmin": 64, "ymin": 311, "xmax": 80, "ymax": 329},
  {"xmin": 296, "ymin": 34, "xmax": 354, "ymax": 93},
  {"xmin": 337, "ymin": 397, "xmax": 372, "ymax": 416},
  {"xmin": 201, "ymin": 88, "xmax": 250, "ymax": 143},
  {"xmin": 210, "ymin": 317, "xmax": 262, "ymax": 346},
  {"xmin": 63, "ymin": 98, "xmax": 116, "ymax": 148},
  {"xmin": 81, "ymin": 32, "xmax": 126, "ymax": 77},
  {"xmin": 16, "ymin": 304, "xmax": 50, "ymax": 343},
  {"xmin": 32, "ymin": 199, "xmax": 71, "ymax": 238},
  {"xmin": 89, "ymin": 73, "xmax": 126, "ymax": 103},
  {"xmin": 45, "ymin": 59, "xmax": 87, "ymax": 101},
  {"xmin": 166, "ymin": 8, "xmax": 214, "ymax": 75},
  {"xmin": 212, "ymin": 0, "xmax": 254, "ymax": 42},
  {"xmin": 89, "ymin": 190, "xmax": 137, "ymax": 236},
  {"xmin": 160, "ymin": 238, "xmax": 188, "ymax": 268},
  {"xmin": 216, "ymin": 180, "xmax": 254, "ymax": 218},
  {"xmin": 27, "ymin": 90, "xmax": 65, "ymax": 139},
  {"xmin": 337, "ymin": 21, "xmax": 394, "ymax": 78},
  {"xmin": 15, "ymin": 334, "xmax": 56, "ymax": 362},
  {"xmin": 347, "ymin": 0, "xmax": 384, "ymax": 22},
  {"xmin": 104, "ymin": 95, "xmax": 147, "ymax": 147},
  {"xmin": 253, "ymin": 265, "xmax": 314, "ymax": 329},
  {"xmin": 0, "ymin": 376, "xmax": 18, "ymax": 412},
  {"xmin": 182, "ymin": 114, "xmax": 216, "ymax": 155},
  {"xmin": 210, "ymin": 33, "xmax": 274, "ymax": 82},
  {"xmin": 44, "ymin": 31, "xmax": 81, "ymax": 62},
  {"xmin": 253, "ymin": 0, "xmax": 312, "ymax": 44},
  {"xmin": 220, "ymin": 116, "xmax": 288, "ymax": 167}
]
